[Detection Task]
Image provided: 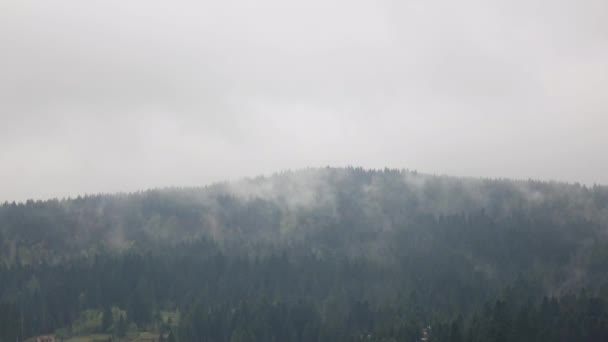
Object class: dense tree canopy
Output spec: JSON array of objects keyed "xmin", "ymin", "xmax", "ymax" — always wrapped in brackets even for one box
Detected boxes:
[{"xmin": 1, "ymin": 167, "xmax": 608, "ymax": 341}]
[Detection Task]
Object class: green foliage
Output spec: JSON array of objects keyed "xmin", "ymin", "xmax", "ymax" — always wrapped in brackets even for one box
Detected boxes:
[
  {"xmin": 115, "ymin": 314, "xmax": 127, "ymax": 338},
  {"xmin": 101, "ymin": 306, "xmax": 113, "ymax": 332},
  {"xmin": 1, "ymin": 168, "xmax": 608, "ymax": 341}
]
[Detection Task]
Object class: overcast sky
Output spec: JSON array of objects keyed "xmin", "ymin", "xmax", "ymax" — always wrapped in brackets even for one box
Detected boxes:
[{"xmin": 1, "ymin": 0, "xmax": 607, "ymax": 202}]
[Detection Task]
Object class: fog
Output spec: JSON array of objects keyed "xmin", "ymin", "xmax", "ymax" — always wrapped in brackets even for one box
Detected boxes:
[{"xmin": 1, "ymin": 0, "xmax": 607, "ymax": 202}]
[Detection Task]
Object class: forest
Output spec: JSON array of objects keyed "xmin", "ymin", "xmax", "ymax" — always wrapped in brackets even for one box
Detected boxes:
[{"xmin": 2, "ymin": 167, "xmax": 608, "ymax": 341}]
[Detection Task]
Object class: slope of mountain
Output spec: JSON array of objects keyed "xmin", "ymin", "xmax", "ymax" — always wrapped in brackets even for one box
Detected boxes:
[{"xmin": 2, "ymin": 167, "xmax": 608, "ymax": 341}]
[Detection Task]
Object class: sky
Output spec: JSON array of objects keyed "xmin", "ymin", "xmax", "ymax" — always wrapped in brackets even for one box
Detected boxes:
[{"xmin": 1, "ymin": 0, "xmax": 607, "ymax": 202}]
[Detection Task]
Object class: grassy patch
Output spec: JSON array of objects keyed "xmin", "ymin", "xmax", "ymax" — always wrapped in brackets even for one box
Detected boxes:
[
  {"xmin": 131, "ymin": 332, "xmax": 160, "ymax": 341},
  {"xmin": 61, "ymin": 332, "xmax": 159, "ymax": 342},
  {"xmin": 160, "ymin": 310, "xmax": 179, "ymax": 326},
  {"xmin": 64, "ymin": 334, "xmax": 112, "ymax": 342}
]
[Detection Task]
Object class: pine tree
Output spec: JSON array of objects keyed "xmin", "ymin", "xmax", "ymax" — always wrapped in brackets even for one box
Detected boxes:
[
  {"xmin": 114, "ymin": 314, "xmax": 127, "ymax": 338},
  {"xmin": 102, "ymin": 306, "xmax": 113, "ymax": 332}
]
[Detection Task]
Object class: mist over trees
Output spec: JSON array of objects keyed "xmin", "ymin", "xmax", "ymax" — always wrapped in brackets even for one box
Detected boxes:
[{"xmin": 2, "ymin": 167, "xmax": 608, "ymax": 341}]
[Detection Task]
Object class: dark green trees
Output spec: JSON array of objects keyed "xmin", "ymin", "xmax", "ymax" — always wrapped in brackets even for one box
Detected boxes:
[
  {"xmin": 101, "ymin": 306, "xmax": 113, "ymax": 332},
  {"xmin": 1, "ymin": 168, "xmax": 608, "ymax": 341}
]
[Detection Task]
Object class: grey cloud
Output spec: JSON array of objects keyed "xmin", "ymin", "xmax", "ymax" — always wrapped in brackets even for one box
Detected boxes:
[{"xmin": 1, "ymin": 0, "xmax": 607, "ymax": 201}]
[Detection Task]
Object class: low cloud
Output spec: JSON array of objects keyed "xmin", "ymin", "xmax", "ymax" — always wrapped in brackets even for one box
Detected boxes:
[{"xmin": 1, "ymin": 0, "xmax": 607, "ymax": 201}]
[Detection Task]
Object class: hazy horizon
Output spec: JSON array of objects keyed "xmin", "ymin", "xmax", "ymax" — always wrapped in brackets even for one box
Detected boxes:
[
  {"xmin": 2, "ymin": 166, "xmax": 605, "ymax": 205},
  {"xmin": 2, "ymin": 0, "xmax": 607, "ymax": 202}
]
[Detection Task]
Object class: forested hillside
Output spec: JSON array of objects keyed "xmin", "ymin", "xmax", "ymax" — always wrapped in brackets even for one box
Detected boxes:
[{"xmin": 2, "ymin": 167, "xmax": 608, "ymax": 341}]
